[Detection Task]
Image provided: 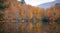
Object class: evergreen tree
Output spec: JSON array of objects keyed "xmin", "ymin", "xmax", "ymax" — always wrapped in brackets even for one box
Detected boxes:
[
  {"xmin": 20, "ymin": 0, "xmax": 25, "ymax": 4},
  {"xmin": 0, "ymin": 0, "xmax": 9, "ymax": 10}
]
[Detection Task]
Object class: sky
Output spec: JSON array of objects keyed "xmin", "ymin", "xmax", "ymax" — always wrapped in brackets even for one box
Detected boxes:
[{"xmin": 18, "ymin": 0, "xmax": 55, "ymax": 6}]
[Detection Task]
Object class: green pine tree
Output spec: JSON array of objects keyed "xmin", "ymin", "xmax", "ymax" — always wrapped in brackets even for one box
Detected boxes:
[{"xmin": 20, "ymin": 0, "xmax": 25, "ymax": 4}]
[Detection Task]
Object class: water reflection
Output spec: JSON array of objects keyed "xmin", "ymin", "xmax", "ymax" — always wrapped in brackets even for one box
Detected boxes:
[{"xmin": 0, "ymin": 18, "xmax": 60, "ymax": 33}]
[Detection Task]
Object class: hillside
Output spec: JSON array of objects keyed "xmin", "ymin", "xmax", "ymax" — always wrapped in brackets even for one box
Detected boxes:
[
  {"xmin": 38, "ymin": 0, "xmax": 60, "ymax": 8},
  {"xmin": 0, "ymin": 0, "xmax": 45, "ymax": 33}
]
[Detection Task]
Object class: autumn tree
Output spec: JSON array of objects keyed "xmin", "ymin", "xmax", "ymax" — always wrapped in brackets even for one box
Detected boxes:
[
  {"xmin": 55, "ymin": 3, "xmax": 60, "ymax": 33},
  {"xmin": 0, "ymin": 0, "xmax": 9, "ymax": 33},
  {"xmin": 0, "ymin": 0, "xmax": 9, "ymax": 20}
]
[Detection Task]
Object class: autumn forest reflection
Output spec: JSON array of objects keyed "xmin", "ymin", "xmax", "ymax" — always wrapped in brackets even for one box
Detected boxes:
[{"xmin": 0, "ymin": 0, "xmax": 60, "ymax": 33}]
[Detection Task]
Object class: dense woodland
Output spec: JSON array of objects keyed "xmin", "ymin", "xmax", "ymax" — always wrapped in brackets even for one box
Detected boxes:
[{"xmin": 0, "ymin": 0, "xmax": 60, "ymax": 33}]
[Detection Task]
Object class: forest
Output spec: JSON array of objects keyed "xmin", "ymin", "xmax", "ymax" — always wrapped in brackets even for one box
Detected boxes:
[{"xmin": 0, "ymin": 0, "xmax": 60, "ymax": 33}]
